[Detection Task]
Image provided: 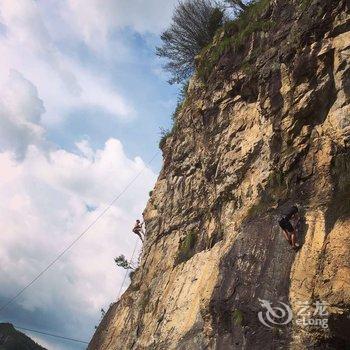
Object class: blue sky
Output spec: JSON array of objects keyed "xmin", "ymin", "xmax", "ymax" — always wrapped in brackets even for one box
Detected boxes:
[
  {"xmin": 0, "ymin": 0, "xmax": 178, "ymax": 348},
  {"xmin": 47, "ymin": 27, "xmax": 178, "ymax": 165}
]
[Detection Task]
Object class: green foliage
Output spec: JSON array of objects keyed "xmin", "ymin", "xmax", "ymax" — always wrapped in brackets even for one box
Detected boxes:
[
  {"xmin": 158, "ymin": 81, "xmax": 189, "ymax": 150},
  {"xmin": 241, "ymin": 61, "xmax": 255, "ymax": 75},
  {"xmin": 241, "ymin": 47, "xmax": 261, "ymax": 74},
  {"xmin": 149, "ymin": 190, "xmax": 153, "ymax": 197},
  {"xmin": 177, "ymin": 232, "xmax": 197, "ymax": 264},
  {"xmin": 232, "ymin": 309, "xmax": 244, "ymax": 326},
  {"xmin": 157, "ymin": 0, "xmax": 224, "ymax": 84},
  {"xmin": 172, "ymin": 102, "xmax": 183, "ymax": 124},
  {"xmin": 159, "ymin": 127, "xmax": 173, "ymax": 150},
  {"xmin": 178, "ymin": 81, "xmax": 190, "ymax": 103},
  {"xmin": 197, "ymin": 0, "xmax": 274, "ymax": 81},
  {"xmin": 114, "ymin": 255, "xmax": 134, "ymax": 270}
]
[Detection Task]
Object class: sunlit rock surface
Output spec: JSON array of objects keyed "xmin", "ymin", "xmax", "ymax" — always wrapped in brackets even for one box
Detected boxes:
[{"xmin": 89, "ymin": 1, "xmax": 350, "ymax": 349}]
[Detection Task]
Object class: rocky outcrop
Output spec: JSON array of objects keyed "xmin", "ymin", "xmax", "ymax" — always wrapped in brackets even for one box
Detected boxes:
[
  {"xmin": 89, "ymin": 0, "xmax": 350, "ymax": 349},
  {"xmin": 0, "ymin": 323, "xmax": 46, "ymax": 349}
]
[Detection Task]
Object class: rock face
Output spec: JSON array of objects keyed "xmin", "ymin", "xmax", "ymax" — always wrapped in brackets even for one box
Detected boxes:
[{"xmin": 89, "ymin": 0, "xmax": 350, "ymax": 349}]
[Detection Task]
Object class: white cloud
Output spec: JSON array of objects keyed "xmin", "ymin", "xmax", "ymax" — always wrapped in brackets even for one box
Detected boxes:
[
  {"xmin": 0, "ymin": 138, "xmax": 156, "ymax": 345},
  {"xmin": 65, "ymin": 0, "xmax": 177, "ymax": 50},
  {"xmin": 0, "ymin": 1, "xmax": 167, "ymax": 347},
  {"xmin": 0, "ymin": 70, "xmax": 46, "ymax": 158},
  {"xmin": 0, "ymin": 0, "xmax": 135, "ymax": 124},
  {"xmin": 73, "ymin": 66, "xmax": 135, "ymax": 120},
  {"xmin": 0, "ymin": 0, "xmax": 81, "ymax": 94}
]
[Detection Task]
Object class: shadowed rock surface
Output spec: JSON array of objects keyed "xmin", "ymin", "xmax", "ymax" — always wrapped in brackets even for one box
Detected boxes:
[{"xmin": 89, "ymin": 0, "xmax": 350, "ymax": 349}]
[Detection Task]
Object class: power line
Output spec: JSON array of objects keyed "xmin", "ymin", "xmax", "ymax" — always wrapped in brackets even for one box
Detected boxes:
[
  {"xmin": 14, "ymin": 324, "xmax": 89, "ymax": 344},
  {"xmin": 7, "ymin": 189, "xmax": 149, "ymax": 347},
  {"xmin": 10, "ymin": 235, "xmax": 141, "ymax": 346},
  {"xmin": 0, "ymin": 151, "xmax": 159, "ymax": 314}
]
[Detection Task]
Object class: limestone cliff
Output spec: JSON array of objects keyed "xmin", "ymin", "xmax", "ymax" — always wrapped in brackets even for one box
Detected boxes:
[{"xmin": 89, "ymin": 0, "xmax": 350, "ymax": 349}]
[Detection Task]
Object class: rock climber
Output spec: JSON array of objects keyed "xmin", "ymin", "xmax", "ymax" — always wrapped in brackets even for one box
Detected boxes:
[
  {"xmin": 278, "ymin": 205, "xmax": 300, "ymax": 249},
  {"xmin": 132, "ymin": 219, "xmax": 144, "ymax": 242}
]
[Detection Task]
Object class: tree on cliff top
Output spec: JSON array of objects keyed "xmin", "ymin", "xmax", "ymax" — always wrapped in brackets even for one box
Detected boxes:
[{"xmin": 156, "ymin": 0, "xmax": 224, "ymax": 84}]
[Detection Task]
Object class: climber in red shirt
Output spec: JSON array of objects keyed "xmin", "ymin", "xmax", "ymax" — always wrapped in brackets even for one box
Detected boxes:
[{"xmin": 132, "ymin": 220, "xmax": 144, "ymax": 242}]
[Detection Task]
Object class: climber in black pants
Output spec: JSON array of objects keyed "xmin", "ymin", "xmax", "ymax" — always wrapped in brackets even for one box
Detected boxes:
[{"xmin": 279, "ymin": 205, "xmax": 300, "ymax": 249}]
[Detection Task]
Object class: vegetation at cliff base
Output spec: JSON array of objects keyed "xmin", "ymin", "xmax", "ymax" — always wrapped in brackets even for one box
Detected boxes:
[{"xmin": 232, "ymin": 309, "xmax": 244, "ymax": 326}]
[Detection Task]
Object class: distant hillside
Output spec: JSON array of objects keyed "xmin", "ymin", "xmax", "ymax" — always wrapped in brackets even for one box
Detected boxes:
[{"xmin": 0, "ymin": 323, "xmax": 46, "ymax": 350}]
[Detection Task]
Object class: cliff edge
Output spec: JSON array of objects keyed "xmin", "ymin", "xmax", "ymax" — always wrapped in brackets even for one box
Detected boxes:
[{"xmin": 89, "ymin": 0, "xmax": 350, "ymax": 348}]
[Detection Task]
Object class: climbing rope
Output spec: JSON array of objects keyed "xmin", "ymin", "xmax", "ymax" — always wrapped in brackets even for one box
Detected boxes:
[{"xmin": 116, "ymin": 238, "xmax": 139, "ymax": 300}]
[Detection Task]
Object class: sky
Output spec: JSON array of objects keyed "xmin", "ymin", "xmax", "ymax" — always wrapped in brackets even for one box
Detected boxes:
[{"xmin": 0, "ymin": 0, "xmax": 178, "ymax": 348}]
